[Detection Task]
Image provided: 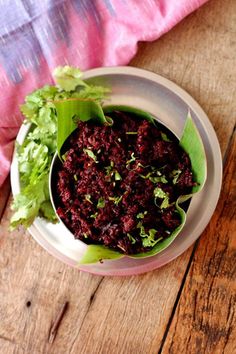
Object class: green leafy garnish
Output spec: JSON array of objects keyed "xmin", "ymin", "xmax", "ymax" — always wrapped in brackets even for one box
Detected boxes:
[
  {"xmin": 97, "ymin": 198, "xmax": 105, "ymax": 209},
  {"xmin": 83, "ymin": 148, "xmax": 98, "ymax": 163},
  {"xmin": 85, "ymin": 194, "xmax": 93, "ymax": 204},
  {"xmin": 90, "ymin": 212, "xmax": 98, "ymax": 219},
  {"xmin": 108, "ymin": 195, "xmax": 123, "ymax": 205},
  {"xmin": 149, "ymin": 176, "xmax": 168, "ymax": 184},
  {"xmin": 126, "ymin": 152, "xmax": 136, "ymax": 166},
  {"xmin": 127, "ymin": 233, "xmax": 136, "ymax": 244},
  {"xmin": 53, "ymin": 66, "xmax": 88, "ymax": 91},
  {"xmin": 136, "ymin": 222, "xmax": 162, "ymax": 248},
  {"xmin": 126, "ymin": 132, "xmax": 138, "ymax": 135},
  {"xmin": 137, "ymin": 211, "xmax": 147, "ymax": 219},
  {"xmin": 114, "ymin": 171, "xmax": 122, "ymax": 181},
  {"xmin": 153, "ymin": 187, "xmax": 170, "ymax": 209},
  {"xmin": 10, "ymin": 66, "xmax": 109, "ymax": 230},
  {"xmin": 171, "ymin": 169, "xmax": 182, "ymax": 184},
  {"xmin": 161, "ymin": 132, "xmax": 171, "ymax": 142}
]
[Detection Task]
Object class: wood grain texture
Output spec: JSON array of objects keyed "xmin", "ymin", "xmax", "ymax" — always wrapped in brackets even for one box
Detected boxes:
[
  {"xmin": 131, "ymin": 0, "xmax": 236, "ymax": 156},
  {"xmin": 0, "ymin": 0, "xmax": 235, "ymax": 353},
  {"xmin": 161, "ymin": 130, "xmax": 236, "ymax": 354},
  {"xmin": 0, "ymin": 197, "xmax": 193, "ymax": 354}
]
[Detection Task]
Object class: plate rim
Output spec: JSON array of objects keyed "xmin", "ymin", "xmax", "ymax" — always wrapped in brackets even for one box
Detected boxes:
[{"xmin": 10, "ymin": 66, "xmax": 222, "ymax": 276}]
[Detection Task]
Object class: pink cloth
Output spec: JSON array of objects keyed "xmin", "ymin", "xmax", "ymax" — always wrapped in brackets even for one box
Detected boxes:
[{"xmin": 0, "ymin": 0, "xmax": 207, "ymax": 186}]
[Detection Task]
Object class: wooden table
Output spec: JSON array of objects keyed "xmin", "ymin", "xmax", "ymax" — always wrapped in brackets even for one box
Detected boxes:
[{"xmin": 0, "ymin": 0, "xmax": 235, "ymax": 353}]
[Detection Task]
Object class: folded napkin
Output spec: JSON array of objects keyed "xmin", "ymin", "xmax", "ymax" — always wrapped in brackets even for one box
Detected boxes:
[{"xmin": 0, "ymin": 0, "xmax": 207, "ymax": 186}]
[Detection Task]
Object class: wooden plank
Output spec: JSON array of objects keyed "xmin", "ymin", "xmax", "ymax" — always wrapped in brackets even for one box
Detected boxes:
[
  {"xmin": 131, "ymin": 0, "xmax": 236, "ymax": 157},
  {"xmin": 161, "ymin": 129, "xmax": 236, "ymax": 353},
  {"xmin": 0, "ymin": 196, "xmax": 104, "ymax": 354},
  {"xmin": 0, "ymin": 0, "xmax": 235, "ymax": 353},
  {"xmin": 0, "ymin": 197, "xmax": 193, "ymax": 354}
]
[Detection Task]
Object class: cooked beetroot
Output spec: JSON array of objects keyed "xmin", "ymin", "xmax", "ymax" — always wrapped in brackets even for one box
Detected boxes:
[{"xmin": 55, "ymin": 111, "xmax": 195, "ymax": 254}]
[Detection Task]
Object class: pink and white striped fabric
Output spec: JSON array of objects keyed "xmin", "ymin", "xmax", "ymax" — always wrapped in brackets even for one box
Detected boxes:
[{"xmin": 0, "ymin": 0, "xmax": 208, "ymax": 186}]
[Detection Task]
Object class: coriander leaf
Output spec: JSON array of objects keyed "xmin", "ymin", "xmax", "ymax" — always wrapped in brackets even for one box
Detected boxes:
[
  {"xmin": 53, "ymin": 66, "xmax": 88, "ymax": 91},
  {"xmin": 149, "ymin": 176, "xmax": 168, "ymax": 184},
  {"xmin": 136, "ymin": 222, "xmax": 162, "ymax": 247},
  {"xmin": 161, "ymin": 132, "xmax": 171, "ymax": 142},
  {"xmin": 114, "ymin": 171, "xmax": 122, "ymax": 181},
  {"xmin": 154, "ymin": 187, "xmax": 167, "ymax": 199},
  {"xmin": 127, "ymin": 233, "xmax": 136, "ymax": 244},
  {"xmin": 10, "ymin": 173, "xmax": 51, "ymax": 229},
  {"xmin": 126, "ymin": 152, "xmax": 136, "ymax": 166},
  {"xmin": 39, "ymin": 200, "xmax": 58, "ymax": 222},
  {"xmin": 83, "ymin": 148, "xmax": 98, "ymax": 162},
  {"xmin": 154, "ymin": 187, "xmax": 170, "ymax": 209},
  {"xmin": 108, "ymin": 195, "xmax": 123, "ymax": 205},
  {"xmin": 171, "ymin": 169, "xmax": 182, "ymax": 184},
  {"xmin": 90, "ymin": 212, "xmax": 98, "ymax": 219},
  {"xmin": 97, "ymin": 198, "xmax": 105, "ymax": 208},
  {"xmin": 85, "ymin": 194, "xmax": 93, "ymax": 204},
  {"xmin": 136, "ymin": 211, "xmax": 147, "ymax": 219},
  {"xmin": 142, "ymin": 235, "xmax": 163, "ymax": 248}
]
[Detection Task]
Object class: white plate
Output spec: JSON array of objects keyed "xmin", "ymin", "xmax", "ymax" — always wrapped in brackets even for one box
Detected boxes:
[{"xmin": 11, "ymin": 66, "xmax": 222, "ymax": 276}]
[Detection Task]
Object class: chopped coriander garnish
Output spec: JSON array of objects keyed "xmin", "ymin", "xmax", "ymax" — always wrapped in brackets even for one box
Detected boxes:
[
  {"xmin": 136, "ymin": 222, "xmax": 162, "ymax": 247},
  {"xmin": 126, "ymin": 132, "xmax": 138, "ymax": 135},
  {"xmin": 97, "ymin": 197, "xmax": 105, "ymax": 208},
  {"xmin": 139, "ymin": 169, "xmax": 167, "ymax": 184},
  {"xmin": 108, "ymin": 195, "xmax": 123, "ymax": 205},
  {"xmin": 171, "ymin": 169, "xmax": 182, "ymax": 184},
  {"xmin": 85, "ymin": 194, "xmax": 93, "ymax": 204},
  {"xmin": 142, "ymin": 236, "xmax": 163, "ymax": 247},
  {"xmin": 127, "ymin": 233, "xmax": 136, "ymax": 244},
  {"xmin": 149, "ymin": 176, "xmax": 168, "ymax": 184},
  {"xmin": 154, "ymin": 187, "xmax": 170, "ymax": 209},
  {"xmin": 126, "ymin": 152, "xmax": 136, "ymax": 166},
  {"xmin": 161, "ymin": 132, "xmax": 171, "ymax": 142},
  {"xmin": 115, "ymin": 171, "xmax": 122, "ymax": 181},
  {"xmin": 62, "ymin": 153, "xmax": 67, "ymax": 161},
  {"xmin": 83, "ymin": 148, "xmax": 98, "ymax": 163},
  {"xmin": 137, "ymin": 211, "xmax": 147, "ymax": 219},
  {"xmin": 90, "ymin": 212, "xmax": 98, "ymax": 219}
]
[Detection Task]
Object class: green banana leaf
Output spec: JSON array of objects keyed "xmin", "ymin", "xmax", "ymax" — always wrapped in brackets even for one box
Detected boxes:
[
  {"xmin": 54, "ymin": 102, "xmax": 206, "ymax": 264},
  {"xmin": 54, "ymin": 99, "xmax": 112, "ymax": 161}
]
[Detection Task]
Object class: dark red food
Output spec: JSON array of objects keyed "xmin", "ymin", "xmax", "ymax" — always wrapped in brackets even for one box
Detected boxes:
[{"xmin": 55, "ymin": 111, "xmax": 196, "ymax": 254}]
